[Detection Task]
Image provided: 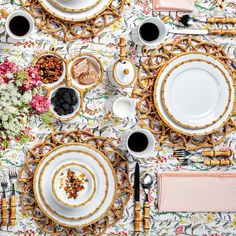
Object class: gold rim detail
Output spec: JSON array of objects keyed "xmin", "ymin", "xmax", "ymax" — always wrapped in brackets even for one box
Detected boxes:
[
  {"xmin": 52, "ymin": 162, "xmax": 96, "ymax": 208},
  {"xmin": 153, "ymin": 51, "xmax": 236, "ymax": 137},
  {"xmin": 36, "ymin": 149, "xmax": 109, "ymax": 223},
  {"xmin": 160, "ymin": 58, "xmax": 232, "ymax": 130}
]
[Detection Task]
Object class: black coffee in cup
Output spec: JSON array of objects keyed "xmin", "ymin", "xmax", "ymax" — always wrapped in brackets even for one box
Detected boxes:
[
  {"xmin": 128, "ymin": 132, "xmax": 149, "ymax": 152},
  {"xmin": 139, "ymin": 22, "xmax": 160, "ymax": 42},
  {"xmin": 9, "ymin": 15, "xmax": 30, "ymax": 37}
]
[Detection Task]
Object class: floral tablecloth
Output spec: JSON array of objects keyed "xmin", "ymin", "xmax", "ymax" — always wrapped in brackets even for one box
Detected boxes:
[{"xmin": 1, "ymin": 0, "xmax": 236, "ymax": 235}]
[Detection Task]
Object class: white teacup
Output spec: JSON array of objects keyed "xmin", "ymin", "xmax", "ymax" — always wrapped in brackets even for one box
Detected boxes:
[
  {"xmin": 131, "ymin": 17, "xmax": 167, "ymax": 47},
  {"xmin": 126, "ymin": 129, "xmax": 155, "ymax": 158},
  {"xmin": 5, "ymin": 10, "xmax": 34, "ymax": 40}
]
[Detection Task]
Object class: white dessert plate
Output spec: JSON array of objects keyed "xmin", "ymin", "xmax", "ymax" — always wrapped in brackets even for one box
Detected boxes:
[
  {"xmin": 153, "ymin": 52, "xmax": 236, "ymax": 136},
  {"xmin": 38, "ymin": 0, "xmax": 112, "ymax": 22},
  {"xmin": 161, "ymin": 58, "xmax": 231, "ymax": 129},
  {"xmin": 34, "ymin": 143, "xmax": 117, "ymax": 228},
  {"xmin": 50, "ymin": 0, "xmax": 101, "ymax": 13}
]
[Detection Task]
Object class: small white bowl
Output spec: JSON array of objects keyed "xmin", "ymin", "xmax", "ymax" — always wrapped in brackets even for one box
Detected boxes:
[
  {"xmin": 49, "ymin": 86, "xmax": 81, "ymax": 122},
  {"xmin": 34, "ymin": 53, "xmax": 66, "ymax": 89},
  {"xmin": 69, "ymin": 54, "xmax": 103, "ymax": 91}
]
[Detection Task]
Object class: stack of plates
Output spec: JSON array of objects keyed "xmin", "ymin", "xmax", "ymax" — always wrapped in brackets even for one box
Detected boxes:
[
  {"xmin": 34, "ymin": 143, "xmax": 117, "ymax": 227},
  {"xmin": 38, "ymin": 0, "xmax": 112, "ymax": 22},
  {"xmin": 153, "ymin": 52, "xmax": 235, "ymax": 136}
]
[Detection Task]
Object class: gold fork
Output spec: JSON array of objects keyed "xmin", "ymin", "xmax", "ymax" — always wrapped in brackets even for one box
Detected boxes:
[
  {"xmin": 9, "ymin": 167, "xmax": 17, "ymax": 226},
  {"xmin": 0, "ymin": 176, "xmax": 8, "ymax": 226}
]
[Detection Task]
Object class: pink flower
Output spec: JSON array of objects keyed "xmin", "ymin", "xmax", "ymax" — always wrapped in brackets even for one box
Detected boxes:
[
  {"xmin": 175, "ymin": 226, "xmax": 184, "ymax": 235},
  {"xmin": 0, "ymin": 59, "xmax": 19, "ymax": 83},
  {"xmin": 30, "ymin": 94, "xmax": 50, "ymax": 113},
  {"xmin": 22, "ymin": 67, "xmax": 41, "ymax": 90}
]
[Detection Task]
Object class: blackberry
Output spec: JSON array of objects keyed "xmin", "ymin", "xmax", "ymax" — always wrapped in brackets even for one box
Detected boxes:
[
  {"xmin": 51, "ymin": 96, "xmax": 57, "ymax": 105},
  {"xmin": 63, "ymin": 103, "xmax": 70, "ymax": 111}
]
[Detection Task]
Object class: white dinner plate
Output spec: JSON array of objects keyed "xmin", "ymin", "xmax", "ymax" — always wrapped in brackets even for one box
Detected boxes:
[
  {"xmin": 161, "ymin": 58, "xmax": 231, "ymax": 129},
  {"xmin": 50, "ymin": 0, "xmax": 101, "ymax": 13},
  {"xmin": 153, "ymin": 52, "xmax": 236, "ymax": 136},
  {"xmin": 34, "ymin": 143, "xmax": 117, "ymax": 228},
  {"xmin": 38, "ymin": 0, "xmax": 112, "ymax": 22}
]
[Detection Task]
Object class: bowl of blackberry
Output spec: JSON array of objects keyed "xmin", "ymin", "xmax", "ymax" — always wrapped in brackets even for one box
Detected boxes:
[{"xmin": 50, "ymin": 86, "xmax": 81, "ymax": 120}]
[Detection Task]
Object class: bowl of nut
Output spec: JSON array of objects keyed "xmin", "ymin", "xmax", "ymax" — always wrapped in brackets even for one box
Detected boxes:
[
  {"xmin": 33, "ymin": 53, "xmax": 65, "ymax": 88},
  {"xmin": 69, "ymin": 54, "xmax": 103, "ymax": 91},
  {"xmin": 49, "ymin": 86, "xmax": 81, "ymax": 121}
]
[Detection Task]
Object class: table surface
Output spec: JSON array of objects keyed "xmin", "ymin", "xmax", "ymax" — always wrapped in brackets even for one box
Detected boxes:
[{"xmin": 1, "ymin": 0, "xmax": 236, "ymax": 235}]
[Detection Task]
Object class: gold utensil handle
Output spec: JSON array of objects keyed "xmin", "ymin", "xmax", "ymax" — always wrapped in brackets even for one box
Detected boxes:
[
  {"xmin": 209, "ymin": 29, "xmax": 236, "ymax": 35},
  {"xmin": 1, "ymin": 198, "xmax": 7, "ymax": 226},
  {"xmin": 134, "ymin": 201, "xmax": 141, "ymax": 232},
  {"xmin": 143, "ymin": 202, "xmax": 150, "ymax": 233},
  {"xmin": 204, "ymin": 159, "xmax": 232, "ymax": 166},
  {"xmin": 202, "ymin": 150, "xmax": 233, "ymax": 157},
  {"xmin": 207, "ymin": 17, "xmax": 236, "ymax": 24},
  {"xmin": 10, "ymin": 195, "xmax": 16, "ymax": 226}
]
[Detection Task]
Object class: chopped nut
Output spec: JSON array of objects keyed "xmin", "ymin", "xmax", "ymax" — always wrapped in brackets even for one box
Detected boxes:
[{"xmin": 35, "ymin": 55, "xmax": 63, "ymax": 84}]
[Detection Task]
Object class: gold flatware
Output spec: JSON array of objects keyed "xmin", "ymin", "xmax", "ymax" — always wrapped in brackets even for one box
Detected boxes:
[
  {"xmin": 169, "ymin": 28, "xmax": 236, "ymax": 35},
  {"xmin": 142, "ymin": 174, "xmax": 153, "ymax": 234},
  {"xmin": 0, "ymin": 177, "xmax": 8, "ymax": 226},
  {"xmin": 9, "ymin": 167, "xmax": 17, "ymax": 226},
  {"xmin": 178, "ymin": 156, "xmax": 232, "ymax": 166},
  {"xmin": 179, "ymin": 14, "xmax": 236, "ymax": 27},
  {"xmin": 174, "ymin": 149, "xmax": 233, "ymax": 159}
]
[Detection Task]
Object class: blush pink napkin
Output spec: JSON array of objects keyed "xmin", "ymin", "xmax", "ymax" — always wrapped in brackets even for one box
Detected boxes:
[
  {"xmin": 158, "ymin": 171, "xmax": 236, "ymax": 212},
  {"xmin": 153, "ymin": 0, "xmax": 194, "ymax": 11}
]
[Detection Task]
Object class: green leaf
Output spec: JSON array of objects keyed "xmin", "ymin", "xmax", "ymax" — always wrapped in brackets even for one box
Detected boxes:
[{"xmin": 40, "ymin": 111, "xmax": 52, "ymax": 123}]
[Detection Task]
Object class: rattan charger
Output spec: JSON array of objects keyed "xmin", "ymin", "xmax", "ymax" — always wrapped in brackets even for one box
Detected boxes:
[
  {"xmin": 133, "ymin": 37, "xmax": 236, "ymax": 151},
  {"xmin": 18, "ymin": 129, "xmax": 131, "ymax": 235},
  {"xmin": 20, "ymin": 0, "xmax": 126, "ymax": 41}
]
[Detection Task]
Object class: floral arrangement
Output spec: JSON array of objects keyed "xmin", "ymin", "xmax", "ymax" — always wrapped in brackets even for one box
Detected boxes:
[{"xmin": 0, "ymin": 59, "xmax": 50, "ymax": 149}]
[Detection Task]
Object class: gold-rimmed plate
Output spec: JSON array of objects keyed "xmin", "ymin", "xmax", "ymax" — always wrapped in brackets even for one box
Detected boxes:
[
  {"xmin": 161, "ymin": 58, "xmax": 231, "ymax": 130},
  {"xmin": 34, "ymin": 143, "xmax": 117, "ymax": 228},
  {"xmin": 153, "ymin": 52, "xmax": 236, "ymax": 136},
  {"xmin": 50, "ymin": 0, "xmax": 101, "ymax": 13},
  {"xmin": 38, "ymin": 0, "xmax": 112, "ymax": 22}
]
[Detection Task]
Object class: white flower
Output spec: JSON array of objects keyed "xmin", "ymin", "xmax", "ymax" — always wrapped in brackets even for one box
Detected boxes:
[{"xmin": 5, "ymin": 72, "xmax": 13, "ymax": 79}]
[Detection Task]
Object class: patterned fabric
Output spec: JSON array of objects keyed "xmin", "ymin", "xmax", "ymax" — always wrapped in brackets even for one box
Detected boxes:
[{"xmin": 0, "ymin": 0, "xmax": 236, "ymax": 235}]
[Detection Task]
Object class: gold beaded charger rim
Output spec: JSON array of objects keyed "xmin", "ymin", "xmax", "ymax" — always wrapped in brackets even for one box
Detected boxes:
[
  {"xmin": 18, "ymin": 129, "xmax": 131, "ymax": 236},
  {"xmin": 132, "ymin": 37, "xmax": 236, "ymax": 151},
  {"xmin": 20, "ymin": 0, "xmax": 125, "ymax": 42}
]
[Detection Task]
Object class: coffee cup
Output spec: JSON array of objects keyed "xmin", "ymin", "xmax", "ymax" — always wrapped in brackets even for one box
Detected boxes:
[
  {"xmin": 131, "ymin": 17, "xmax": 167, "ymax": 47},
  {"xmin": 5, "ymin": 10, "xmax": 34, "ymax": 40},
  {"xmin": 126, "ymin": 129, "xmax": 155, "ymax": 158}
]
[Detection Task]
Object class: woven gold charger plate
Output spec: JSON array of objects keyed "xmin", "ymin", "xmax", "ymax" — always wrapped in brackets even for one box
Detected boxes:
[
  {"xmin": 133, "ymin": 37, "xmax": 236, "ymax": 151},
  {"xmin": 20, "ymin": 0, "xmax": 126, "ymax": 41},
  {"xmin": 18, "ymin": 129, "xmax": 131, "ymax": 236}
]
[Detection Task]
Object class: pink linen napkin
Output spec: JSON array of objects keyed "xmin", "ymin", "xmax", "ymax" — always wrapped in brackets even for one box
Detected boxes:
[
  {"xmin": 153, "ymin": 0, "xmax": 194, "ymax": 11},
  {"xmin": 158, "ymin": 171, "xmax": 236, "ymax": 212}
]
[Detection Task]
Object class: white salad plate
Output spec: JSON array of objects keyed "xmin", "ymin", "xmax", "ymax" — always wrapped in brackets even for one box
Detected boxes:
[
  {"xmin": 38, "ymin": 0, "xmax": 112, "ymax": 22},
  {"xmin": 153, "ymin": 52, "xmax": 236, "ymax": 136},
  {"xmin": 161, "ymin": 58, "xmax": 231, "ymax": 129},
  {"xmin": 34, "ymin": 143, "xmax": 117, "ymax": 228},
  {"xmin": 50, "ymin": 0, "xmax": 101, "ymax": 13}
]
